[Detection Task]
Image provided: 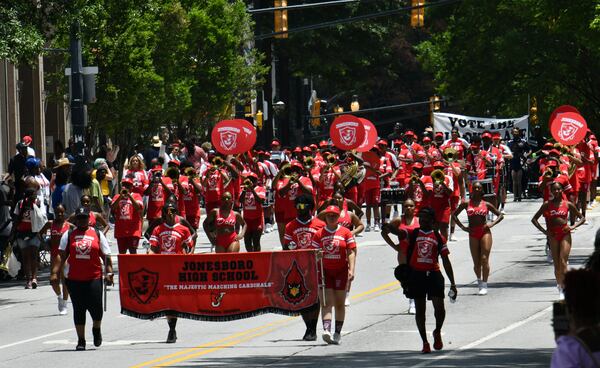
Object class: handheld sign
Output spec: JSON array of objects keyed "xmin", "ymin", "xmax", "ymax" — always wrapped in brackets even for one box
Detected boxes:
[
  {"xmin": 330, "ymin": 115, "xmax": 366, "ymax": 150},
  {"xmin": 356, "ymin": 118, "xmax": 378, "ymax": 152},
  {"xmin": 549, "ymin": 105, "xmax": 580, "ymax": 130},
  {"xmin": 211, "ymin": 119, "xmax": 256, "ymax": 155},
  {"xmin": 550, "ymin": 112, "xmax": 587, "ymax": 146}
]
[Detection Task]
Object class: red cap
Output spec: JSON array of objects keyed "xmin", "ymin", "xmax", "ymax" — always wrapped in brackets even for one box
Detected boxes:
[
  {"xmin": 271, "ymin": 139, "xmax": 281, "ymax": 146},
  {"xmin": 264, "ymin": 151, "xmax": 271, "ymax": 157},
  {"xmin": 293, "ymin": 146, "xmax": 302, "ymax": 153},
  {"xmin": 404, "ymin": 130, "xmax": 415, "ymax": 138},
  {"xmin": 303, "ymin": 146, "xmax": 311, "ymax": 152},
  {"xmin": 422, "ymin": 137, "xmax": 432, "ymax": 143},
  {"xmin": 245, "ymin": 172, "xmax": 258, "ymax": 179},
  {"xmin": 394, "ymin": 139, "xmax": 403, "ymax": 146},
  {"xmin": 549, "ymin": 149, "xmax": 560, "ymax": 156},
  {"xmin": 319, "ymin": 140, "xmax": 328, "ymax": 148},
  {"xmin": 22, "ymin": 135, "xmax": 32, "ymax": 146},
  {"xmin": 309, "ymin": 144, "xmax": 318, "ymax": 150},
  {"xmin": 547, "ymin": 160, "xmax": 558, "ymax": 167},
  {"xmin": 432, "ymin": 160, "xmax": 445, "ymax": 168},
  {"xmin": 323, "ymin": 205, "xmax": 341, "ymax": 215},
  {"xmin": 434, "ymin": 132, "xmax": 444, "ymax": 138},
  {"xmin": 168, "ymin": 159, "xmax": 180, "ymax": 166},
  {"xmin": 470, "ymin": 142, "xmax": 481, "ymax": 148},
  {"xmin": 413, "ymin": 162, "xmax": 424, "ymax": 169},
  {"xmin": 121, "ymin": 177, "xmax": 134, "ymax": 185},
  {"xmin": 492, "ymin": 132, "xmax": 502, "ymax": 139},
  {"xmin": 170, "ymin": 143, "xmax": 180, "ymax": 148},
  {"xmin": 290, "ymin": 162, "xmax": 304, "ymax": 170},
  {"xmin": 151, "ymin": 165, "xmax": 162, "ymax": 172},
  {"xmin": 481, "ymin": 132, "xmax": 492, "ymax": 139},
  {"xmin": 543, "ymin": 143, "xmax": 554, "ymax": 150},
  {"xmin": 377, "ymin": 139, "xmax": 388, "ymax": 146}
]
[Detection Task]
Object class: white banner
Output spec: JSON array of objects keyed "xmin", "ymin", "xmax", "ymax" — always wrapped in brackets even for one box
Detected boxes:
[{"xmin": 433, "ymin": 112, "xmax": 529, "ymax": 142}]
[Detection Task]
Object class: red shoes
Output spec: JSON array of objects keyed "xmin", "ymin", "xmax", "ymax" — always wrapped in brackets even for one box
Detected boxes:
[
  {"xmin": 433, "ymin": 329, "xmax": 443, "ymax": 350},
  {"xmin": 421, "ymin": 342, "xmax": 431, "ymax": 354}
]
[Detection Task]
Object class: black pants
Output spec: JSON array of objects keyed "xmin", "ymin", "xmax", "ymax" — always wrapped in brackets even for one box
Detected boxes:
[{"xmin": 66, "ymin": 278, "xmax": 103, "ymax": 325}]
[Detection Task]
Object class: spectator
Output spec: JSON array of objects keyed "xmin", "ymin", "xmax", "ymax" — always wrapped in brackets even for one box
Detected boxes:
[
  {"xmin": 21, "ymin": 135, "xmax": 36, "ymax": 157},
  {"xmin": 6, "ymin": 143, "xmax": 30, "ymax": 201},
  {"xmin": 0, "ymin": 179, "xmax": 13, "ymax": 265},
  {"xmin": 551, "ymin": 269, "xmax": 600, "ymax": 367},
  {"xmin": 24, "ymin": 157, "xmax": 50, "ymax": 216},
  {"xmin": 10, "ymin": 188, "xmax": 42, "ymax": 289},
  {"xmin": 181, "ymin": 139, "xmax": 206, "ymax": 170},
  {"xmin": 143, "ymin": 136, "xmax": 161, "ymax": 169},
  {"xmin": 51, "ymin": 158, "xmax": 73, "ymax": 211},
  {"xmin": 62, "ymin": 163, "xmax": 102, "ymax": 216}
]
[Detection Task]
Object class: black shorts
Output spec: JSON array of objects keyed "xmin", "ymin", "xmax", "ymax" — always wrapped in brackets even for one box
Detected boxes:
[{"xmin": 406, "ymin": 270, "xmax": 445, "ymax": 300}]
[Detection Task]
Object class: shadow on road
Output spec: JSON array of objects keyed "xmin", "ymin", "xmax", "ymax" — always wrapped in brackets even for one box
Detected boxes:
[{"xmin": 172, "ymin": 347, "xmax": 553, "ymax": 367}]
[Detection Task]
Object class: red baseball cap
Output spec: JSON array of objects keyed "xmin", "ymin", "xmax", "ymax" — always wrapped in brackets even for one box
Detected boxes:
[
  {"xmin": 271, "ymin": 139, "xmax": 281, "ymax": 146},
  {"xmin": 293, "ymin": 146, "xmax": 302, "ymax": 153},
  {"xmin": 151, "ymin": 165, "xmax": 163, "ymax": 172},
  {"xmin": 481, "ymin": 132, "xmax": 492, "ymax": 139},
  {"xmin": 377, "ymin": 139, "xmax": 388, "ymax": 146},
  {"xmin": 121, "ymin": 177, "xmax": 134, "ymax": 185},
  {"xmin": 422, "ymin": 137, "xmax": 432, "ymax": 143},
  {"xmin": 323, "ymin": 205, "xmax": 341, "ymax": 215},
  {"xmin": 432, "ymin": 160, "xmax": 445, "ymax": 168},
  {"xmin": 290, "ymin": 162, "xmax": 304, "ymax": 170},
  {"xmin": 434, "ymin": 132, "xmax": 444, "ymax": 138},
  {"xmin": 168, "ymin": 159, "xmax": 181, "ymax": 166},
  {"xmin": 319, "ymin": 140, "xmax": 328, "ymax": 148},
  {"xmin": 492, "ymin": 132, "xmax": 502, "ymax": 139},
  {"xmin": 22, "ymin": 135, "xmax": 32, "ymax": 146},
  {"xmin": 309, "ymin": 144, "xmax": 318, "ymax": 150},
  {"xmin": 404, "ymin": 130, "xmax": 416, "ymax": 138},
  {"xmin": 549, "ymin": 149, "xmax": 560, "ymax": 156},
  {"xmin": 413, "ymin": 162, "xmax": 424, "ymax": 169},
  {"xmin": 245, "ymin": 172, "xmax": 258, "ymax": 179},
  {"xmin": 470, "ymin": 142, "xmax": 481, "ymax": 148}
]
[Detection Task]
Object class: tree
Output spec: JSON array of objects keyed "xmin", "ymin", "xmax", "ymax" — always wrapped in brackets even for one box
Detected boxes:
[{"xmin": 416, "ymin": 0, "xmax": 600, "ymax": 131}]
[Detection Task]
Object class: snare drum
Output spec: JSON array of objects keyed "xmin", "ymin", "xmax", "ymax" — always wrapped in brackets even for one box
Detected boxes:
[
  {"xmin": 263, "ymin": 188, "xmax": 275, "ymax": 207},
  {"xmin": 479, "ymin": 179, "xmax": 494, "ymax": 197}
]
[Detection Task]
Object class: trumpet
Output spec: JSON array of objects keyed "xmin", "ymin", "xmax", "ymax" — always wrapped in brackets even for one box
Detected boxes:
[
  {"xmin": 431, "ymin": 169, "xmax": 445, "ymax": 184},
  {"xmin": 410, "ymin": 174, "xmax": 420, "ymax": 184},
  {"xmin": 326, "ymin": 154, "xmax": 337, "ymax": 166},
  {"xmin": 304, "ymin": 156, "xmax": 315, "ymax": 168},
  {"xmin": 243, "ymin": 178, "xmax": 253, "ymax": 188},
  {"xmin": 183, "ymin": 167, "xmax": 197, "ymax": 178},
  {"xmin": 281, "ymin": 163, "xmax": 292, "ymax": 177},
  {"xmin": 212, "ymin": 156, "xmax": 224, "ymax": 167},
  {"xmin": 165, "ymin": 166, "xmax": 179, "ymax": 179},
  {"xmin": 544, "ymin": 167, "xmax": 554, "ymax": 178},
  {"xmin": 443, "ymin": 147, "xmax": 457, "ymax": 162}
]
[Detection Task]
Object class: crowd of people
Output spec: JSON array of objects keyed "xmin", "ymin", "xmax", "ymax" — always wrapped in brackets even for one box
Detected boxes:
[{"xmin": 0, "ymin": 124, "xmax": 599, "ymax": 355}]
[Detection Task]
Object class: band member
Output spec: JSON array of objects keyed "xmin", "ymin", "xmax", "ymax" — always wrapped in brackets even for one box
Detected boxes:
[
  {"xmin": 466, "ymin": 141, "xmax": 492, "ymax": 190},
  {"xmin": 111, "ymin": 178, "xmax": 143, "ymax": 254},
  {"xmin": 538, "ymin": 159, "xmax": 572, "ymax": 201},
  {"xmin": 123, "ymin": 155, "xmax": 148, "ymax": 196},
  {"xmin": 317, "ymin": 155, "xmax": 342, "ymax": 206},
  {"xmin": 149, "ymin": 202, "xmax": 194, "ymax": 343},
  {"xmin": 404, "ymin": 162, "xmax": 431, "ymax": 215},
  {"xmin": 312, "ymin": 205, "xmax": 357, "ymax": 345},
  {"xmin": 67, "ymin": 195, "xmax": 109, "ymax": 234},
  {"xmin": 481, "ymin": 131, "xmax": 502, "ymax": 208},
  {"xmin": 164, "ymin": 160, "xmax": 187, "ymax": 218},
  {"xmin": 422, "ymin": 137, "xmax": 441, "ymax": 176},
  {"xmin": 491, "ymin": 132, "xmax": 513, "ymax": 213},
  {"xmin": 441, "ymin": 128, "xmax": 470, "ymax": 161},
  {"xmin": 428, "ymin": 161, "xmax": 454, "ymax": 240},
  {"xmin": 203, "ymin": 191, "xmax": 246, "ymax": 253},
  {"xmin": 240, "ymin": 173, "xmax": 266, "ymax": 252},
  {"xmin": 441, "ymin": 149, "xmax": 464, "ymax": 241},
  {"xmin": 180, "ymin": 163, "xmax": 202, "ymax": 232},
  {"xmin": 452, "ymin": 181, "xmax": 504, "ymax": 295},
  {"xmin": 381, "ymin": 198, "xmax": 419, "ymax": 314},
  {"xmin": 362, "ymin": 148, "xmax": 383, "ymax": 231},
  {"xmin": 284, "ymin": 194, "xmax": 325, "ymax": 341},
  {"xmin": 202, "ymin": 156, "xmax": 231, "ymax": 214},
  {"xmin": 39, "ymin": 204, "xmax": 72, "ymax": 314},
  {"xmin": 531, "ymin": 182, "xmax": 585, "ymax": 300},
  {"xmin": 53, "ymin": 207, "xmax": 113, "ymax": 351},
  {"xmin": 394, "ymin": 207, "xmax": 456, "ymax": 353}
]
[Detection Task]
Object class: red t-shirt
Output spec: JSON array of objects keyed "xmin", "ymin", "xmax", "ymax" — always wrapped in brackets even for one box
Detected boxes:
[
  {"xmin": 275, "ymin": 178, "xmax": 294, "ymax": 214},
  {"xmin": 398, "ymin": 217, "xmax": 420, "ymax": 253},
  {"xmin": 50, "ymin": 221, "xmax": 71, "ymax": 249},
  {"xmin": 149, "ymin": 222, "xmax": 192, "ymax": 254},
  {"xmin": 408, "ymin": 229, "xmax": 449, "ymax": 272},
  {"xmin": 404, "ymin": 176, "xmax": 432, "ymax": 211},
  {"xmin": 284, "ymin": 217, "xmax": 326, "ymax": 250},
  {"xmin": 147, "ymin": 179, "xmax": 167, "ymax": 220},
  {"xmin": 59, "ymin": 227, "xmax": 110, "ymax": 281},
  {"xmin": 241, "ymin": 186, "xmax": 266, "ymax": 219},
  {"xmin": 124, "ymin": 169, "xmax": 149, "ymax": 195},
  {"xmin": 312, "ymin": 225, "xmax": 356, "ymax": 270},
  {"xmin": 318, "ymin": 169, "xmax": 339, "ymax": 201},
  {"xmin": 203, "ymin": 169, "xmax": 224, "ymax": 203},
  {"xmin": 112, "ymin": 193, "xmax": 143, "ymax": 238},
  {"xmin": 182, "ymin": 177, "xmax": 201, "ymax": 218}
]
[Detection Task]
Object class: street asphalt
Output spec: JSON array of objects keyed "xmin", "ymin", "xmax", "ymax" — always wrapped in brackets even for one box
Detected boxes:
[{"xmin": 0, "ymin": 196, "xmax": 597, "ymax": 367}]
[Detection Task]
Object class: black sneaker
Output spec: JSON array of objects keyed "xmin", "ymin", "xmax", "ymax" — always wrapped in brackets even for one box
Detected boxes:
[
  {"xmin": 302, "ymin": 330, "xmax": 317, "ymax": 341},
  {"xmin": 92, "ymin": 327, "xmax": 102, "ymax": 347},
  {"xmin": 166, "ymin": 329, "xmax": 177, "ymax": 343},
  {"xmin": 76, "ymin": 338, "xmax": 86, "ymax": 351}
]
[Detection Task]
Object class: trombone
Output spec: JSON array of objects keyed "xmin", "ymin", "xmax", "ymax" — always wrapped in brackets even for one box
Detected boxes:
[
  {"xmin": 326, "ymin": 154, "xmax": 337, "ymax": 166},
  {"xmin": 431, "ymin": 169, "xmax": 445, "ymax": 184},
  {"xmin": 304, "ymin": 156, "xmax": 315, "ymax": 169}
]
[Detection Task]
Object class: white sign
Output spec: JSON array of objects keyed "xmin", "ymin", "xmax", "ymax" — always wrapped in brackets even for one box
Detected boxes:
[{"xmin": 433, "ymin": 112, "xmax": 529, "ymax": 142}]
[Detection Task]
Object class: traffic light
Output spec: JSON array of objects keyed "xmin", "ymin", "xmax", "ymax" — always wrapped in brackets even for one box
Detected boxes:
[
  {"xmin": 310, "ymin": 99, "xmax": 321, "ymax": 128},
  {"xmin": 274, "ymin": 0, "xmax": 288, "ymax": 39},
  {"xmin": 429, "ymin": 95, "xmax": 440, "ymax": 112},
  {"xmin": 411, "ymin": 0, "xmax": 425, "ymax": 28},
  {"xmin": 256, "ymin": 110, "xmax": 264, "ymax": 130},
  {"xmin": 530, "ymin": 97, "xmax": 538, "ymax": 126}
]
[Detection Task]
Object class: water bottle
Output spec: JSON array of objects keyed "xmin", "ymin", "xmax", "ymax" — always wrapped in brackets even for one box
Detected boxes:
[{"xmin": 448, "ymin": 289, "xmax": 457, "ymax": 303}]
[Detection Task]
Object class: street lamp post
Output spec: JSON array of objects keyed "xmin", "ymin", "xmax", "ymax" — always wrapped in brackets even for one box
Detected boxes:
[{"xmin": 350, "ymin": 95, "xmax": 360, "ymax": 112}]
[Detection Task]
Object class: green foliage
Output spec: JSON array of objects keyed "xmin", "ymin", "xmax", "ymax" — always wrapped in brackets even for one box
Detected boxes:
[
  {"xmin": 0, "ymin": 5, "xmax": 44, "ymax": 63},
  {"xmin": 417, "ymin": 0, "xmax": 600, "ymax": 131}
]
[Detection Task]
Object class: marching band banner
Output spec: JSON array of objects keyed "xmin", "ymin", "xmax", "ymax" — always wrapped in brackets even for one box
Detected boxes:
[
  {"xmin": 118, "ymin": 250, "xmax": 320, "ymax": 321},
  {"xmin": 433, "ymin": 112, "xmax": 529, "ymax": 141}
]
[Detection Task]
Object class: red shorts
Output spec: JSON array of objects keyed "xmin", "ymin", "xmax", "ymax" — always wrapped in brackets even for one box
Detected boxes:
[
  {"xmin": 185, "ymin": 215, "xmax": 200, "ymax": 229},
  {"xmin": 244, "ymin": 216, "xmax": 264, "ymax": 232},
  {"xmin": 548, "ymin": 226, "xmax": 570, "ymax": 242},
  {"xmin": 469, "ymin": 225, "xmax": 490, "ymax": 240},
  {"xmin": 433, "ymin": 206, "xmax": 451, "ymax": 224},
  {"xmin": 364, "ymin": 187, "xmax": 381, "ymax": 206},
  {"xmin": 205, "ymin": 201, "xmax": 220, "ymax": 215},
  {"xmin": 117, "ymin": 236, "xmax": 140, "ymax": 253},
  {"xmin": 450, "ymin": 196, "xmax": 460, "ymax": 212},
  {"xmin": 216, "ymin": 232, "xmax": 237, "ymax": 249},
  {"xmin": 322, "ymin": 267, "xmax": 349, "ymax": 290},
  {"xmin": 51, "ymin": 244, "xmax": 60, "ymax": 259},
  {"xmin": 344, "ymin": 187, "xmax": 358, "ymax": 204}
]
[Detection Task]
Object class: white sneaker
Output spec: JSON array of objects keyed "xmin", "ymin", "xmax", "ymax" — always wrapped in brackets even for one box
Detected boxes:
[
  {"xmin": 392, "ymin": 211, "xmax": 399, "ymax": 219},
  {"xmin": 58, "ymin": 297, "xmax": 68, "ymax": 315},
  {"xmin": 478, "ymin": 282, "xmax": 488, "ymax": 296},
  {"xmin": 373, "ymin": 224, "xmax": 381, "ymax": 232},
  {"xmin": 500, "ymin": 210, "xmax": 506, "ymax": 215},
  {"xmin": 408, "ymin": 299, "xmax": 416, "ymax": 314},
  {"xmin": 345, "ymin": 293, "xmax": 350, "ymax": 306},
  {"xmin": 333, "ymin": 332, "xmax": 341, "ymax": 345},
  {"xmin": 322, "ymin": 330, "xmax": 334, "ymax": 344},
  {"xmin": 558, "ymin": 286, "xmax": 565, "ymax": 301},
  {"xmin": 365, "ymin": 225, "xmax": 371, "ymax": 232}
]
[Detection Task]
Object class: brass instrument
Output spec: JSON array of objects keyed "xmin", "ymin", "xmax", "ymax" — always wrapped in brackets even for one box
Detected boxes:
[
  {"xmin": 431, "ymin": 169, "xmax": 445, "ymax": 184},
  {"xmin": 0, "ymin": 244, "xmax": 11, "ymax": 272},
  {"xmin": 243, "ymin": 178, "xmax": 253, "ymax": 188},
  {"xmin": 165, "ymin": 166, "xmax": 179, "ymax": 179},
  {"xmin": 340, "ymin": 161, "xmax": 358, "ymax": 188},
  {"xmin": 544, "ymin": 167, "xmax": 554, "ymax": 178},
  {"xmin": 410, "ymin": 174, "xmax": 420, "ymax": 184},
  {"xmin": 443, "ymin": 147, "xmax": 457, "ymax": 162},
  {"xmin": 304, "ymin": 156, "xmax": 315, "ymax": 168},
  {"xmin": 212, "ymin": 156, "xmax": 224, "ymax": 167},
  {"xmin": 281, "ymin": 163, "xmax": 292, "ymax": 177},
  {"xmin": 326, "ymin": 154, "xmax": 337, "ymax": 166},
  {"xmin": 183, "ymin": 167, "xmax": 197, "ymax": 178}
]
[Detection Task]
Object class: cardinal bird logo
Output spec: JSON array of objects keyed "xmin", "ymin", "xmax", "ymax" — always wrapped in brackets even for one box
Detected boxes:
[
  {"xmin": 128, "ymin": 268, "xmax": 159, "ymax": 304},
  {"xmin": 280, "ymin": 260, "xmax": 309, "ymax": 305}
]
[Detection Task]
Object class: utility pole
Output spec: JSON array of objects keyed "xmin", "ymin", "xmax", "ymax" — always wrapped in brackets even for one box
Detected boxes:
[{"xmin": 69, "ymin": 21, "xmax": 85, "ymax": 158}]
